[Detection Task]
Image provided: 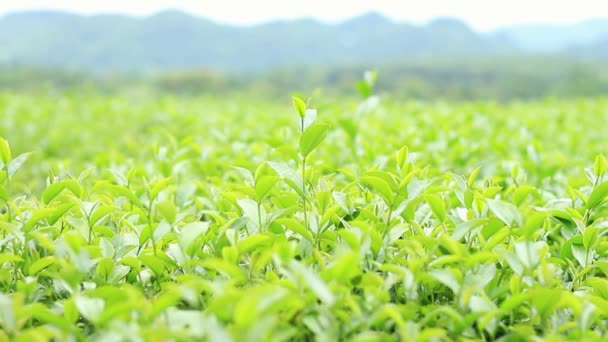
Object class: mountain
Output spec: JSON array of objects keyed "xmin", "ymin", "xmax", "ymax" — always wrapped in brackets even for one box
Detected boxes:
[
  {"xmin": 0, "ymin": 10, "xmax": 514, "ymax": 72},
  {"xmin": 497, "ymin": 18, "xmax": 608, "ymax": 51},
  {"xmin": 0, "ymin": 10, "xmax": 607, "ymax": 72},
  {"xmin": 569, "ymin": 38, "xmax": 608, "ymax": 58}
]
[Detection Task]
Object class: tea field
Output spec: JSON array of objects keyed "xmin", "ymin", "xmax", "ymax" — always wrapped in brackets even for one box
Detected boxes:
[{"xmin": 1, "ymin": 91, "xmax": 608, "ymax": 341}]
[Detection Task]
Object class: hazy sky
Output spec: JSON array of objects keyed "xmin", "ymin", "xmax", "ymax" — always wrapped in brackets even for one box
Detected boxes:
[{"xmin": 0, "ymin": 0, "xmax": 606, "ymax": 31}]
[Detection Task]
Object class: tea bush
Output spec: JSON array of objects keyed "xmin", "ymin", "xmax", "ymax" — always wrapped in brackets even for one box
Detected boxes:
[{"xmin": 1, "ymin": 89, "xmax": 608, "ymax": 341}]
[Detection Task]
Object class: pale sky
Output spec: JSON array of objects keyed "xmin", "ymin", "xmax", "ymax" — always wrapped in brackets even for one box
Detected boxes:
[{"xmin": 0, "ymin": 0, "xmax": 606, "ymax": 31}]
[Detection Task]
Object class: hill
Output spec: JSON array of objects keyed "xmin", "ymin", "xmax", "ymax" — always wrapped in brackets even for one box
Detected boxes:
[{"xmin": 0, "ymin": 10, "xmax": 514, "ymax": 72}]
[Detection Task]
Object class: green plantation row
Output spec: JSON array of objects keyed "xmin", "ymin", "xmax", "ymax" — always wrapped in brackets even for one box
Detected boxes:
[{"xmin": 1, "ymin": 90, "xmax": 608, "ymax": 341}]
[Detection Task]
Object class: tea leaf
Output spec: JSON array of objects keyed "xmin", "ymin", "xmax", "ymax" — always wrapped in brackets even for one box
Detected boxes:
[
  {"xmin": 292, "ymin": 96, "xmax": 307, "ymax": 118},
  {"xmin": 299, "ymin": 123, "xmax": 330, "ymax": 158}
]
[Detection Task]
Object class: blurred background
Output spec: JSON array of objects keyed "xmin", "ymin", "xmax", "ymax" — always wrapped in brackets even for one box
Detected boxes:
[{"xmin": 1, "ymin": 0, "xmax": 607, "ymax": 101}]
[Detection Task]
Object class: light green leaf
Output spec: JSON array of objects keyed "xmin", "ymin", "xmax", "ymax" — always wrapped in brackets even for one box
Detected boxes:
[
  {"xmin": 275, "ymin": 218, "xmax": 314, "ymax": 242},
  {"xmin": 178, "ymin": 221, "xmax": 209, "ymax": 252},
  {"xmin": 89, "ymin": 205, "xmax": 116, "ymax": 226},
  {"xmin": 255, "ymin": 176, "xmax": 279, "ymax": 202},
  {"xmin": 291, "ymin": 96, "xmax": 307, "ymax": 118},
  {"xmin": 0, "ymin": 185, "xmax": 9, "ymax": 202},
  {"xmin": 290, "ymin": 260, "xmax": 335, "ymax": 305},
  {"xmin": 42, "ymin": 179, "xmax": 82, "ymax": 204},
  {"xmin": 429, "ymin": 269, "xmax": 461, "ymax": 294},
  {"xmin": 0, "ymin": 138, "xmax": 10, "ymax": 165},
  {"xmin": 425, "ymin": 194, "xmax": 446, "ymax": 221},
  {"xmin": 486, "ymin": 198, "xmax": 523, "ymax": 227},
  {"xmin": 587, "ymin": 181, "xmax": 608, "ymax": 209},
  {"xmin": 361, "ymin": 176, "xmax": 394, "ymax": 204},
  {"xmin": 395, "ymin": 146, "xmax": 408, "ymax": 171},
  {"xmin": 0, "ymin": 293, "xmax": 15, "ymax": 333},
  {"xmin": 303, "ymin": 109, "xmax": 317, "ymax": 130},
  {"xmin": 237, "ymin": 234, "xmax": 273, "ymax": 254},
  {"xmin": 584, "ymin": 227, "xmax": 599, "ymax": 250},
  {"xmin": 7, "ymin": 152, "xmax": 30, "ymax": 177},
  {"xmin": 75, "ymin": 296, "xmax": 105, "ymax": 325},
  {"xmin": 238, "ymin": 198, "xmax": 265, "ymax": 230},
  {"xmin": 28, "ymin": 256, "xmax": 57, "ymax": 275},
  {"xmin": 0, "ymin": 254, "xmax": 22, "ymax": 264},
  {"xmin": 299, "ymin": 123, "xmax": 330, "ymax": 158},
  {"xmin": 139, "ymin": 255, "xmax": 167, "ymax": 276},
  {"xmin": 267, "ymin": 161, "xmax": 304, "ymax": 197},
  {"xmin": 23, "ymin": 207, "xmax": 57, "ymax": 232},
  {"xmin": 594, "ymin": 154, "xmax": 608, "ymax": 177},
  {"xmin": 587, "ymin": 277, "xmax": 608, "ymax": 300}
]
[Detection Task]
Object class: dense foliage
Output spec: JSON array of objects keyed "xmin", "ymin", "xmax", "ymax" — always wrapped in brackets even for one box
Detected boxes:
[
  {"xmin": 1, "ymin": 88, "xmax": 608, "ymax": 341},
  {"xmin": 3, "ymin": 56, "xmax": 608, "ymax": 101}
]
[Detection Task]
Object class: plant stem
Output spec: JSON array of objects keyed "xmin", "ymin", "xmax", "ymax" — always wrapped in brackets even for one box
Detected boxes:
[
  {"xmin": 147, "ymin": 191, "xmax": 157, "ymax": 256},
  {"xmin": 257, "ymin": 201, "xmax": 263, "ymax": 233},
  {"xmin": 5, "ymin": 169, "xmax": 12, "ymax": 223},
  {"xmin": 302, "ymin": 156, "xmax": 308, "ymax": 231},
  {"xmin": 384, "ymin": 205, "xmax": 393, "ymax": 239}
]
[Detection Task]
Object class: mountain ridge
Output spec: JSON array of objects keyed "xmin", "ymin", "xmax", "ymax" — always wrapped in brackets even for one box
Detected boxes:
[{"xmin": 0, "ymin": 10, "xmax": 607, "ymax": 72}]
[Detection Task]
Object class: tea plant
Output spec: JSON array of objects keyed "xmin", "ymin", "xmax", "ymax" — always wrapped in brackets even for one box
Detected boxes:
[{"xmin": 1, "ymin": 86, "xmax": 608, "ymax": 341}]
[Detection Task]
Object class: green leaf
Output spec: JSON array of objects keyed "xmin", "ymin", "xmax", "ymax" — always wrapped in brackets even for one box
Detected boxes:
[
  {"xmin": 530, "ymin": 287, "xmax": 561, "ymax": 319},
  {"xmin": 24, "ymin": 304, "xmax": 73, "ymax": 331},
  {"xmin": 356, "ymin": 80, "xmax": 372, "ymax": 98},
  {"xmin": 149, "ymin": 177, "xmax": 172, "ymax": 201},
  {"xmin": 75, "ymin": 296, "xmax": 105, "ymax": 325},
  {"xmin": 195, "ymin": 258, "xmax": 247, "ymax": 282},
  {"xmin": 238, "ymin": 198, "xmax": 265, "ymax": 230},
  {"xmin": 139, "ymin": 255, "xmax": 167, "ymax": 276},
  {"xmin": 322, "ymin": 252, "xmax": 360, "ymax": 283},
  {"xmin": 299, "ymin": 123, "xmax": 330, "ymax": 158},
  {"xmin": 275, "ymin": 218, "xmax": 314, "ymax": 242},
  {"xmin": 291, "ymin": 96, "xmax": 307, "ymax": 118},
  {"xmin": 104, "ymin": 184, "xmax": 143, "ymax": 207},
  {"xmin": 514, "ymin": 241, "xmax": 545, "ymax": 270},
  {"xmin": 0, "ymin": 254, "xmax": 23, "ymax": 264},
  {"xmin": 267, "ymin": 161, "xmax": 304, "ymax": 197},
  {"xmin": 23, "ymin": 207, "xmax": 57, "ymax": 232},
  {"xmin": 361, "ymin": 176, "xmax": 394, "ymax": 204},
  {"xmin": 0, "ymin": 294, "xmax": 16, "ymax": 333},
  {"xmin": 485, "ymin": 228, "xmax": 510, "ymax": 249},
  {"xmin": 395, "ymin": 146, "xmax": 408, "ymax": 171},
  {"xmin": 429, "ymin": 269, "xmax": 461, "ymax": 294},
  {"xmin": 237, "ymin": 234, "xmax": 273, "ymax": 254},
  {"xmin": 42, "ymin": 179, "xmax": 82, "ymax": 204},
  {"xmin": 594, "ymin": 154, "xmax": 608, "ymax": 177},
  {"xmin": 157, "ymin": 199, "xmax": 176, "ymax": 223},
  {"xmin": 587, "ymin": 277, "xmax": 608, "ymax": 300},
  {"xmin": 425, "ymin": 194, "xmax": 446, "ymax": 221},
  {"xmin": 149, "ymin": 291, "xmax": 182, "ymax": 319},
  {"xmin": 0, "ymin": 185, "xmax": 9, "ymax": 202},
  {"xmin": 255, "ymin": 176, "xmax": 279, "ymax": 202},
  {"xmin": 7, "ymin": 152, "xmax": 30, "ymax": 177},
  {"xmin": 356, "ymin": 70, "xmax": 377, "ymax": 98},
  {"xmin": 587, "ymin": 181, "xmax": 608, "ymax": 209},
  {"xmin": 303, "ymin": 109, "xmax": 317, "ymax": 131},
  {"xmin": 290, "ymin": 260, "xmax": 335, "ymax": 305},
  {"xmin": 47, "ymin": 203, "xmax": 76, "ymax": 225},
  {"xmin": 584, "ymin": 227, "xmax": 599, "ymax": 250},
  {"xmin": 339, "ymin": 118, "xmax": 358, "ymax": 140},
  {"xmin": 28, "ymin": 256, "xmax": 57, "ymax": 275},
  {"xmin": 96, "ymin": 257, "xmax": 115, "ymax": 279},
  {"xmin": 89, "ymin": 205, "xmax": 116, "ymax": 226},
  {"xmin": 0, "ymin": 138, "xmax": 10, "ymax": 165},
  {"xmin": 178, "ymin": 221, "xmax": 209, "ymax": 253},
  {"xmin": 486, "ymin": 198, "xmax": 523, "ymax": 227},
  {"xmin": 468, "ymin": 167, "xmax": 482, "ymax": 188}
]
